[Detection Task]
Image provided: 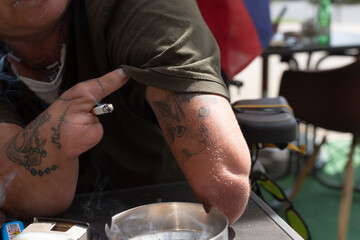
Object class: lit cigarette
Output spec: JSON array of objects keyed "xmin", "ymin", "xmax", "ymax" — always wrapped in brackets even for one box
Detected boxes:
[{"xmin": 92, "ymin": 103, "xmax": 114, "ymax": 115}]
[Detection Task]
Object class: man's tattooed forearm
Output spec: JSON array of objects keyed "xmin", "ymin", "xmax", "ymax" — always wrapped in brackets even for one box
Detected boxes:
[
  {"xmin": 6, "ymin": 111, "xmax": 57, "ymax": 176},
  {"xmin": 51, "ymin": 106, "xmax": 69, "ymax": 149}
]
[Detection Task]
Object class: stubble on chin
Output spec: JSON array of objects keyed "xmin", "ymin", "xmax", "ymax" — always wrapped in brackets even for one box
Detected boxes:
[{"xmin": 11, "ymin": 0, "xmax": 44, "ymax": 7}]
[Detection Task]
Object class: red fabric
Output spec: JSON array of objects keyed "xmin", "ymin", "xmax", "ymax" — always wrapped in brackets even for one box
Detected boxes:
[{"xmin": 197, "ymin": 0, "xmax": 263, "ymax": 80}]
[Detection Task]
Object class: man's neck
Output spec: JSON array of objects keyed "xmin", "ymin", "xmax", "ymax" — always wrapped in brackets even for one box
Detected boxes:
[{"xmin": 3, "ymin": 20, "xmax": 64, "ymax": 68}]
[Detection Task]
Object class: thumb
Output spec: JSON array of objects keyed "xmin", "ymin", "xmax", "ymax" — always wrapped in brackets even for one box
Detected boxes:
[{"xmin": 88, "ymin": 68, "xmax": 129, "ymax": 102}]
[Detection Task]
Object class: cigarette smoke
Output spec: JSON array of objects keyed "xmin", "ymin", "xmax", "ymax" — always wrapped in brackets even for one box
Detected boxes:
[
  {"xmin": 0, "ymin": 173, "xmax": 15, "ymax": 208},
  {"xmin": 0, "ymin": 56, "xmax": 16, "ymax": 84}
]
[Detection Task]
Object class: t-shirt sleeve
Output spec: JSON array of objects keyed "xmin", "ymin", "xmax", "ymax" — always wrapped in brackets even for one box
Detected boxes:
[
  {"xmin": 105, "ymin": 0, "xmax": 229, "ymax": 100},
  {"xmin": 0, "ymin": 79, "xmax": 43, "ymax": 126}
]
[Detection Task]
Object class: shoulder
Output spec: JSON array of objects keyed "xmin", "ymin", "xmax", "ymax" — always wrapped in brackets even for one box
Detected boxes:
[
  {"xmin": 81, "ymin": 0, "xmax": 227, "ymax": 98},
  {"xmin": 84, "ymin": 0, "xmax": 208, "ymax": 37}
]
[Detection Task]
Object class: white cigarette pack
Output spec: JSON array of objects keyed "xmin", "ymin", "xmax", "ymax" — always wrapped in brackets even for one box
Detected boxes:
[{"xmin": 14, "ymin": 218, "xmax": 90, "ymax": 240}]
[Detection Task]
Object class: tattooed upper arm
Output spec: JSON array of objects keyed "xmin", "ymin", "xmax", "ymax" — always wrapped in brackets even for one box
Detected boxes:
[{"xmin": 150, "ymin": 91, "xmax": 219, "ymax": 166}]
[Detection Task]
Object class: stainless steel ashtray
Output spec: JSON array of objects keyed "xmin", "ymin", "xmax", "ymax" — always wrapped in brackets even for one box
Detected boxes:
[{"xmin": 105, "ymin": 202, "xmax": 228, "ymax": 240}]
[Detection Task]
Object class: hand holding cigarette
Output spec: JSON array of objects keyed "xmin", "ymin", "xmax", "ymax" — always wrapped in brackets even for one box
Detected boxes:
[{"xmin": 49, "ymin": 68, "xmax": 128, "ymax": 158}]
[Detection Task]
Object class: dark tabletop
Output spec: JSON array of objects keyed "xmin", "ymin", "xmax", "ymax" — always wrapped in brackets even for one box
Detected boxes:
[{"xmin": 56, "ymin": 181, "xmax": 302, "ymax": 240}]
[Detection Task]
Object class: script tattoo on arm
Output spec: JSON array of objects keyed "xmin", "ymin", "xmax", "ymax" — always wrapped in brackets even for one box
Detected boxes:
[
  {"xmin": 6, "ymin": 110, "xmax": 58, "ymax": 176},
  {"xmin": 51, "ymin": 106, "xmax": 69, "ymax": 149},
  {"xmin": 153, "ymin": 94, "xmax": 217, "ymax": 166}
]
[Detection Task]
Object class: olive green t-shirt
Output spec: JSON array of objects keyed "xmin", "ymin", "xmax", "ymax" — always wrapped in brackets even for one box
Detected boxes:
[{"xmin": 0, "ymin": 0, "xmax": 229, "ymax": 192}]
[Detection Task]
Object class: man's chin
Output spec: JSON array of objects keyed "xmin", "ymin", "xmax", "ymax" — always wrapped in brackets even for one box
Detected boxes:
[{"xmin": 11, "ymin": 0, "xmax": 45, "ymax": 7}]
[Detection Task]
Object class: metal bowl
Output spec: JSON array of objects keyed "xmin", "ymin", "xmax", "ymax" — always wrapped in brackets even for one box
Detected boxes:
[{"xmin": 105, "ymin": 202, "xmax": 228, "ymax": 240}]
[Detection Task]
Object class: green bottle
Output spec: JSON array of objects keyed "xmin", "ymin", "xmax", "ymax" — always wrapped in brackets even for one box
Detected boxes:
[{"xmin": 317, "ymin": 0, "xmax": 332, "ymax": 45}]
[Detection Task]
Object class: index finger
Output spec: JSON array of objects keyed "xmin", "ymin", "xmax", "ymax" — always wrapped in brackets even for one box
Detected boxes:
[{"xmin": 88, "ymin": 68, "xmax": 129, "ymax": 102}]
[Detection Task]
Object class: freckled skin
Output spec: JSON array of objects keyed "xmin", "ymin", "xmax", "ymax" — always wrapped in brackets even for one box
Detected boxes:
[{"xmin": 147, "ymin": 87, "xmax": 251, "ymax": 224}]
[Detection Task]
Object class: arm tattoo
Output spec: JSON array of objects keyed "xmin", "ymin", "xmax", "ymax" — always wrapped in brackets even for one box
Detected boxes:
[
  {"xmin": 153, "ymin": 93, "xmax": 217, "ymax": 166},
  {"xmin": 167, "ymin": 125, "xmax": 187, "ymax": 143},
  {"xmin": 6, "ymin": 111, "xmax": 58, "ymax": 176},
  {"xmin": 153, "ymin": 98, "xmax": 185, "ymax": 123},
  {"xmin": 154, "ymin": 97, "xmax": 187, "ymax": 143},
  {"xmin": 51, "ymin": 106, "xmax": 69, "ymax": 149},
  {"xmin": 198, "ymin": 105, "xmax": 210, "ymax": 118},
  {"xmin": 180, "ymin": 125, "xmax": 210, "ymax": 165}
]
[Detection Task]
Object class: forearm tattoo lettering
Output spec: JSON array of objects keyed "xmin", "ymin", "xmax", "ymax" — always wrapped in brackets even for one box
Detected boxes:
[
  {"xmin": 51, "ymin": 106, "xmax": 69, "ymax": 149},
  {"xmin": 153, "ymin": 94, "xmax": 217, "ymax": 166}
]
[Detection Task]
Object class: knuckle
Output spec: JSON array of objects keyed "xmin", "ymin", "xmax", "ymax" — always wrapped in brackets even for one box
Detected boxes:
[
  {"xmin": 70, "ymin": 82, "xmax": 97, "ymax": 98},
  {"xmin": 73, "ymin": 81, "xmax": 91, "ymax": 92}
]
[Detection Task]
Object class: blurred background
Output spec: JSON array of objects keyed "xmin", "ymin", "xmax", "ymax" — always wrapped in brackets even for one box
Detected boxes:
[
  {"xmin": 230, "ymin": 0, "xmax": 360, "ymax": 101},
  {"xmin": 231, "ymin": 1, "xmax": 360, "ymax": 239}
]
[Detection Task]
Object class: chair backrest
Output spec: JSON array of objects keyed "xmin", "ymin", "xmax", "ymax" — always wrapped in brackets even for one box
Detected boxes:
[{"xmin": 279, "ymin": 59, "xmax": 360, "ymax": 134}]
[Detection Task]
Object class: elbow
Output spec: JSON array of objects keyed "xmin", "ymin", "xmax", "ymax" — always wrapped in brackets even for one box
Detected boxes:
[
  {"xmin": 213, "ymin": 154, "xmax": 252, "ymax": 224},
  {"xmin": 224, "ymin": 174, "xmax": 251, "ymax": 225},
  {"xmin": 193, "ymin": 171, "xmax": 251, "ymax": 225},
  {"xmin": 216, "ymin": 174, "xmax": 251, "ymax": 225},
  {"xmin": 188, "ymin": 154, "xmax": 252, "ymax": 225}
]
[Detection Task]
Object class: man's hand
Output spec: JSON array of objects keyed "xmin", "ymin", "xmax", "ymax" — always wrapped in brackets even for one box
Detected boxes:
[
  {"xmin": 46, "ymin": 68, "xmax": 129, "ymax": 159},
  {"xmin": 0, "ymin": 68, "xmax": 128, "ymax": 218}
]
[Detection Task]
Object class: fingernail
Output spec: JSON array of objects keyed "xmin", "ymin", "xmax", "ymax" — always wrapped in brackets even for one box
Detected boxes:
[{"xmin": 117, "ymin": 68, "xmax": 128, "ymax": 78}]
